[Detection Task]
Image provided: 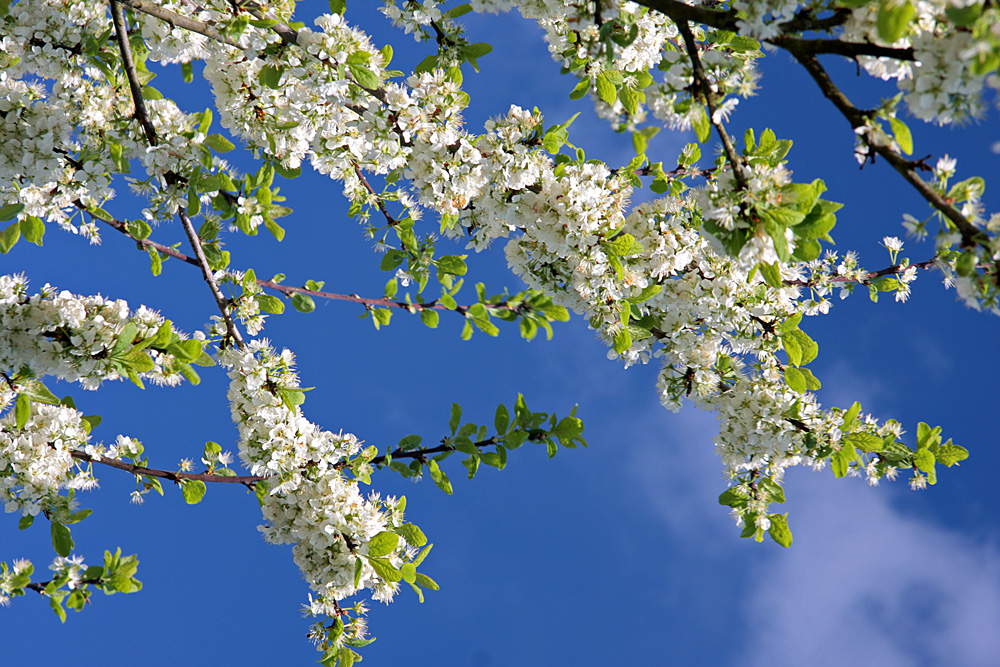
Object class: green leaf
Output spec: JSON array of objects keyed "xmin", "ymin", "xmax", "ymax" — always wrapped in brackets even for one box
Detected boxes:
[
  {"xmin": 842, "ymin": 401, "xmax": 862, "ymax": 431},
  {"xmin": 782, "ymin": 333, "xmax": 802, "ymax": 367},
  {"xmin": 888, "ymin": 117, "xmax": 913, "ymax": 155},
  {"xmin": 449, "ymin": 403, "xmax": 461, "ymax": 435},
  {"xmin": 328, "ymin": 0, "xmax": 346, "ymax": 14},
  {"xmin": 14, "ymin": 393, "xmax": 30, "ymax": 429},
  {"xmin": 784, "ymin": 367, "xmax": 807, "ymax": 393},
  {"xmin": 258, "ymin": 65, "xmax": 283, "ymax": 89},
  {"xmin": 619, "ymin": 85, "xmax": 639, "ymax": 115},
  {"xmin": 368, "ymin": 556, "xmax": 402, "ymax": 583},
  {"xmin": 692, "ymin": 105, "xmax": 711, "ymax": 143},
  {"xmin": 428, "ymin": 460, "xmax": 453, "ymax": 495},
  {"xmin": 418, "ymin": 308, "xmax": 438, "ymax": 329},
  {"xmin": 181, "ymin": 480, "xmax": 207, "ymax": 504},
  {"xmin": 368, "ymin": 530, "xmax": 400, "ymax": 558},
  {"xmin": 349, "ymin": 62, "xmax": 380, "ymax": 89},
  {"xmin": 595, "ymin": 72, "xmax": 617, "ymax": 105},
  {"xmin": 877, "ymin": 0, "xmax": 915, "ymax": 43},
  {"xmin": 18, "ymin": 514, "xmax": 34, "ymax": 530},
  {"xmin": 51, "ymin": 521, "xmax": 73, "ymax": 557},
  {"xmin": 569, "ymin": 77, "xmax": 590, "ymax": 101},
  {"xmin": 291, "ymin": 293, "xmax": 315, "ymax": 313},
  {"xmin": 19, "ymin": 216, "xmax": 44, "ymax": 245},
  {"xmin": 436, "ymin": 255, "xmax": 467, "ymax": 276},
  {"xmin": 204, "ymin": 134, "xmax": 235, "ymax": 153},
  {"xmin": 844, "ymin": 432, "xmax": 882, "ymax": 452},
  {"xmin": 414, "ymin": 572, "xmax": 439, "ymax": 590},
  {"xmin": 0, "ymin": 202, "xmax": 24, "ymax": 221},
  {"xmin": 767, "ymin": 513, "xmax": 792, "ymax": 547},
  {"xmin": 784, "ymin": 329, "xmax": 818, "ymax": 365},
  {"xmin": 396, "ymin": 523, "xmax": 427, "ymax": 548},
  {"xmin": 757, "ymin": 261, "xmax": 783, "ymax": 289},
  {"xmin": 935, "ymin": 442, "xmax": 969, "ymax": 467},
  {"xmin": 0, "ymin": 220, "xmax": 20, "ymax": 253},
  {"xmin": 255, "ymin": 293, "xmax": 285, "ymax": 314},
  {"xmin": 612, "ymin": 327, "xmax": 632, "ymax": 354},
  {"xmin": 495, "ymin": 403, "xmax": 510, "ymax": 435},
  {"xmin": 913, "ymin": 448, "xmax": 936, "ymax": 474}
]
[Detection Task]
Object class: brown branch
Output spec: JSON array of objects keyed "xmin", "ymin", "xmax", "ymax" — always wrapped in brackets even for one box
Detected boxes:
[
  {"xmin": 783, "ymin": 257, "xmax": 939, "ymax": 287},
  {"xmin": 633, "ymin": 0, "xmax": 915, "ymax": 60},
  {"xmin": 71, "ymin": 450, "xmax": 263, "ymax": 484},
  {"xmin": 110, "ymin": 0, "xmax": 159, "ymax": 147},
  {"xmin": 94, "ymin": 215, "xmax": 517, "ymax": 315},
  {"xmin": 785, "ymin": 49, "xmax": 983, "ymax": 246},
  {"xmin": 177, "ymin": 208, "xmax": 246, "ymax": 347},
  {"xmin": 675, "ymin": 19, "xmax": 748, "ymax": 191},
  {"xmin": 353, "ymin": 164, "xmax": 399, "ymax": 227},
  {"xmin": 116, "ymin": 0, "xmax": 240, "ymax": 48}
]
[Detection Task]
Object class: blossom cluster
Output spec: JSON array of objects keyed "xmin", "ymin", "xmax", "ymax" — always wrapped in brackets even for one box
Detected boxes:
[
  {"xmin": 220, "ymin": 341, "xmax": 410, "ymax": 616},
  {"xmin": 0, "ymin": 401, "xmax": 96, "ymax": 517},
  {"xmin": 0, "ymin": 274, "xmax": 189, "ymax": 389}
]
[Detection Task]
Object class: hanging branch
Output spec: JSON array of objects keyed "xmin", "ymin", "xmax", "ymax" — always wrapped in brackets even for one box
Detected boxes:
[
  {"xmin": 94, "ymin": 213, "xmax": 522, "ymax": 315},
  {"xmin": 71, "ymin": 449, "xmax": 262, "ymax": 485},
  {"xmin": 109, "ymin": 0, "xmax": 158, "ymax": 146},
  {"xmin": 110, "ymin": 0, "xmax": 247, "ymax": 347},
  {"xmin": 116, "ymin": 0, "xmax": 241, "ymax": 48},
  {"xmin": 675, "ymin": 19, "xmax": 748, "ymax": 191},
  {"xmin": 784, "ymin": 48, "xmax": 983, "ymax": 247}
]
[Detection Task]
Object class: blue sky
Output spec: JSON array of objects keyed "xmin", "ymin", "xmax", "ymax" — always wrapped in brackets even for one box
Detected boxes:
[{"xmin": 2, "ymin": 4, "xmax": 999, "ymax": 666}]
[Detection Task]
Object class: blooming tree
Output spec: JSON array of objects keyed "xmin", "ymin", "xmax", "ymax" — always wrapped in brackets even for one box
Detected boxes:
[{"xmin": 0, "ymin": 0, "xmax": 996, "ymax": 663}]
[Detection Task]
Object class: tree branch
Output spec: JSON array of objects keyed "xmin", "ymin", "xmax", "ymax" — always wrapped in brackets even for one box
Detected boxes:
[
  {"xmin": 109, "ymin": 0, "xmax": 159, "ymax": 147},
  {"xmin": 783, "ymin": 257, "xmax": 939, "ymax": 287},
  {"xmin": 94, "ymin": 215, "xmax": 519, "ymax": 315},
  {"xmin": 675, "ymin": 19, "xmax": 747, "ymax": 190},
  {"xmin": 177, "ymin": 208, "xmax": 246, "ymax": 347},
  {"xmin": 116, "ymin": 0, "xmax": 240, "ymax": 49},
  {"xmin": 785, "ymin": 49, "xmax": 983, "ymax": 245},
  {"xmin": 71, "ymin": 450, "xmax": 263, "ymax": 484}
]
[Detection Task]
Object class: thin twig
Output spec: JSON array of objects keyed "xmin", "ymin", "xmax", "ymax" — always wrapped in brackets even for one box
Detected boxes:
[
  {"xmin": 94, "ymin": 214, "xmax": 519, "ymax": 315},
  {"xmin": 117, "ymin": 0, "xmax": 241, "ymax": 48},
  {"xmin": 71, "ymin": 450, "xmax": 262, "ymax": 484},
  {"xmin": 676, "ymin": 19, "xmax": 747, "ymax": 190},
  {"xmin": 110, "ymin": 0, "xmax": 158, "ymax": 147},
  {"xmin": 177, "ymin": 208, "xmax": 246, "ymax": 347},
  {"xmin": 786, "ymin": 49, "xmax": 982, "ymax": 246}
]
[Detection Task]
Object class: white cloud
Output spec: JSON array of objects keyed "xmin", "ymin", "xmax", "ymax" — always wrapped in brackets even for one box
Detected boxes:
[
  {"xmin": 623, "ymin": 365, "xmax": 1000, "ymax": 667},
  {"xmin": 745, "ymin": 473, "xmax": 1000, "ymax": 667}
]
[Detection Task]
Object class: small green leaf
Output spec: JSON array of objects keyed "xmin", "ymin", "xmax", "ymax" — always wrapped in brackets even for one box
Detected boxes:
[
  {"xmin": 368, "ymin": 556, "xmax": 402, "ymax": 582},
  {"xmin": 784, "ymin": 367, "xmax": 806, "ymax": 393},
  {"xmin": 0, "ymin": 202, "xmax": 24, "ymax": 221},
  {"xmin": 255, "ymin": 293, "xmax": 285, "ymax": 314},
  {"xmin": 692, "ymin": 105, "xmax": 711, "ymax": 143},
  {"xmin": 368, "ymin": 530, "xmax": 400, "ymax": 558},
  {"xmin": 888, "ymin": 117, "xmax": 913, "ymax": 155},
  {"xmin": 767, "ymin": 513, "xmax": 793, "ymax": 547},
  {"xmin": 291, "ymin": 293, "xmax": 315, "ymax": 313},
  {"xmin": 396, "ymin": 523, "xmax": 427, "ymax": 548},
  {"xmin": 420, "ymin": 308, "xmax": 439, "ymax": 328},
  {"xmin": 349, "ymin": 62, "xmax": 380, "ymax": 89},
  {"xmin": 51, "ymin": 521, "xmax": 73, "ymax": 557},
  {"xmin": 19, "ymin": 216, "xmax": 44, "ymax": 245},
  {"xmin": 495, "ymin": 403, "xmax": 510, "ymax": 435},
  {"xmin": 14, "ymin": 393, "xmax": 30, "ymax": 429},
  {"xmin": 181, "ymin": 480, "xmax": 207, "ymax": 504},
  {"xmin": 877, "ymin": 0, "xmax": 916, "ymax": 43},
  {"xmin": 449, "ymin": 403, "xmax": 461, "ymax": 435},
  {"xmin": 0, "ymin": 220, "xmax": 20, "ymax": 253},
  {"xmin": 935, "ymin": 442, "xmax": 969, "ymax": 467},
  {"xmin": 595, "ymin": 72, "xmax": 617, "ymax": 105},
  {"xmin": 428, "ymin": 460, "xmax": 453, "ymax": 495},
  {"xmin": 204, "ymin": 134, "xmax": 235, "ymax": 153}
]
